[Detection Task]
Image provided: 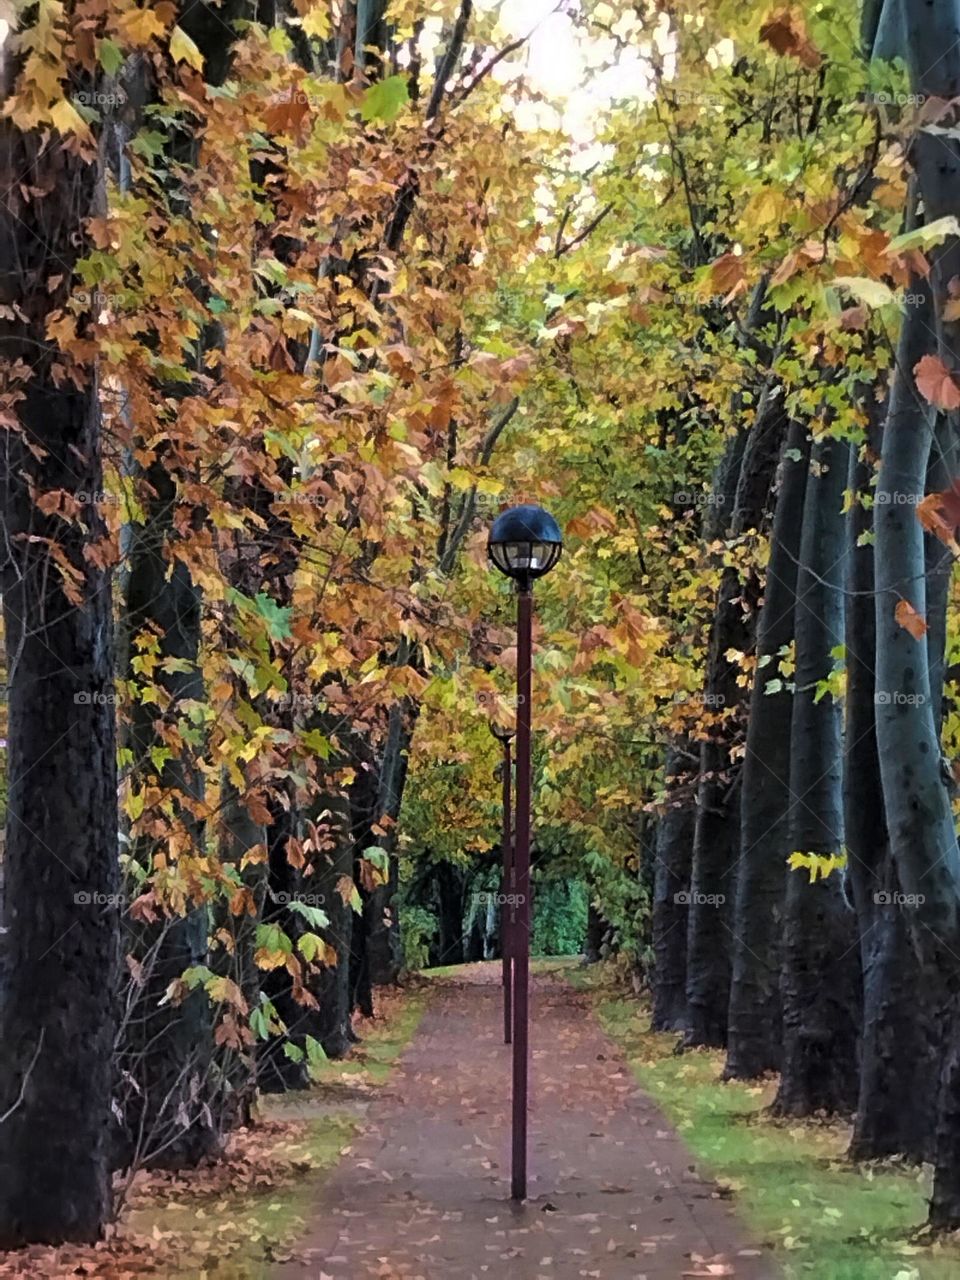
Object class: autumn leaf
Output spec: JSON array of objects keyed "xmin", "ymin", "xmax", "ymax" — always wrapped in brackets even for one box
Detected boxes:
[
  {"xmin": 914, "ymin": 354, "xmax": 960, "ymax": 410},
  {"xmin": 895, "ymin": 599, "xmax": 928, "ymax": 639},
  {"xmin": 360, "ymin": 75, "xmax": 409, "ymax": 123},
  {"xmin": 917, "ymin": 485, "xmax": 960, "ymax": 556},
  {"xmin": 170, "ymin": 25, "xmax": 204, "ymax": 70},
  {"xmin": 707, "ymin": 253, "xmax": 745, "ymax": 299},
  {"xmin": 759, "ymin": 7, "xmax": 822, "ymax": 69}
]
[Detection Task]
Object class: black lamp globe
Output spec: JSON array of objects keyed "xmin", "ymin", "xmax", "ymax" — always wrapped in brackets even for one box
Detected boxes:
[
  {"xmin": 488, "ymin": 504, "xmax": 563, "ymax": 588},
  {"xmin": 489, "ymin": 718, "xmax": 515, "ymax": 744}
]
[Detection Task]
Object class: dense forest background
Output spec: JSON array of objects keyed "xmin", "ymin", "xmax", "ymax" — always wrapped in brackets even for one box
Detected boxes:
[{"xmin": 6, "ymin": 0, "xmax": 960, "ymax": 1252}]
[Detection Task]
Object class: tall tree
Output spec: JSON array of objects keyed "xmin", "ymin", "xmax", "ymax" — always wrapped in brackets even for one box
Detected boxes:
[
  {"xmin": 725, "ymin": 419, "xmax": 809, "ymax": 1078},
  {"xmin": 773, "ymin": 433, "xmax": 860, "ymax": 1117},
  {"xmin": 0, "ymin": 18, "xmax": 120, "ymax": 1245},
  {"xmin": 684, "ymin": 386, "xmax": 786, "ymax": 1047}
]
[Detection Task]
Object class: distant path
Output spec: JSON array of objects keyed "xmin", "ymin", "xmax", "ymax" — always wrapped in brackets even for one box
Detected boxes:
[{"xmin": 275, "ymin": 964, "xmax": 779, "ymax": 1279}]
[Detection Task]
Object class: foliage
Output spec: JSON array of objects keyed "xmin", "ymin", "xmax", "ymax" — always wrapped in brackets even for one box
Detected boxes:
[{"xmin": 530, "ymin": 877, "xmax": 589, "ymax": 957}]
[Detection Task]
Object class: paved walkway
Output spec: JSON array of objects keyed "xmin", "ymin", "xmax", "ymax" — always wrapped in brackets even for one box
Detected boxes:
[{"xmin": 276, "ymin": 967, "xmax": 779, "ymax": 1279}]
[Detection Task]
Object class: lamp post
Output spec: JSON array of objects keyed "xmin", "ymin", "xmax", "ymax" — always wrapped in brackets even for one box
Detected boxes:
[
  {"xmin": 488, "ymin": 504, "xmax": 563, "ymax": 1203},
  {"xmin": 489, "ymin": 718, "xmax": 514, "ymax": 1045}
]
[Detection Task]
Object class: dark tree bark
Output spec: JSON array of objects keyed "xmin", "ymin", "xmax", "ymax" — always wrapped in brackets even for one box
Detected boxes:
[
  {"xmin": 304, "ymin": 778, "xmax": 356, "ymax": 1059},
  {"xmin": 650, "ymin": 746, "xmax": 695, "ymax": 1031},
  {"xmin": 873, "ymin": 0, "xmax": 960, "ymax": 1225},
  {"xmin": 433, "ymin": 860, "xmax": 467, "ymax": 967},
  {"xmin": 116, "ymin": 0, "xmax": 249, "ymax": 1158},
  {"xmin": 847, "ymin": 390, "xmax": 939, "ymax": 1162},
  {"xmin": 583, "ymin": 902, "xmax": 605, "ymax": 965},
  {"xmin": 0, "ymin": 64, "xmax": 120, "ymax": 1245},
  {"xmin": 773, "ymin": 434, "xmax": 860, "ymax": 1118},
  {"xmin": 725, "ymin": 420, "xmax": 809, "ymax": 1078},
  {"xmin": 364, "ymin": 697, "xmax": 418, "ymax": 985},
  {"xmin": 685, "ymin": 390, "xmax": 787, "ymax": 1047}
]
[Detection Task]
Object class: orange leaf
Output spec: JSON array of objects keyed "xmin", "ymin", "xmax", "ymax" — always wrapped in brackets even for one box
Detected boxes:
[
  {"xmin": 708, "ymin": 253, "xmax": 745, "ymax": 299},
  {"xmin": 917, "ymin": 485, "xmax": 960, "ymax": 555},
  {"xmin": 914, "ymin": 354, "xmax": 960, "ymax": 410},
  {"xmin": 895, "ymin": 598, "xmax": 928, "ymax": 639},
  {"xmin": 759, "ymin": 7, "xmax": 822, "ymax": 68}
]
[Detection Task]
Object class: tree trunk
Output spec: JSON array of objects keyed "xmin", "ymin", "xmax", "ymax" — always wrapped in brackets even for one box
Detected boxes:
[
  {"xmin": 650, "ymin": 746, "xmax": 695, "ymax": 1031},
  {"xmin": 118, "ymin": 461, "xmax": 222, "ymax": 1163},
  {"xmin": 304, "ymin": 780, "xmax": 356, "ymax": 1059},
  {"xmin": 434, "ymin": 861, "xmax": 466, "ymax": 967},
  {"xmin": 888, "ymin": 1, "xmax": 960, "ymax": 1225},
  {"xmin": 0, "ymin": 86, "xmax": 120, "ymax": 1244},
  {"xmin": 847, "ymin": 392, "xmax": 938, "ymax": 1161},
  {"xmin": 725, "ymin": 419, "xmax": 809, "ymax": 1078},
  {"xmin": 685, "ymin": 393, "xmax": 786, "ymax": 1047},
  {"xmin": 773, "ymin": 434, "xmax": 860, "ymax": 1117}
]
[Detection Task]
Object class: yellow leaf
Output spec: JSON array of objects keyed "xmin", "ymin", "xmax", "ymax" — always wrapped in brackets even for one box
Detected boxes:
[
  {"xmin": 301, "ymin": 5, "xmax": 330, "ymax": 38},
  {"xmin": 169, "ymin": 24, "xmax": 204, "ymax": 70},
  {"xmin": 787, "ymin": 850, "xmax": 846, "ymax": 882},
  {"xmin": 117, "ymin": 6, "xmax": 169, "ymax": 46},
  {"xmin": 50, "ymin": 98, "xmax": 91, "ymax": 140}
]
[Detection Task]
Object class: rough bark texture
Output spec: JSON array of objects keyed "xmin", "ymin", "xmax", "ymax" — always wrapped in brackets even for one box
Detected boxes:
[
  {"xmin": 115, "ymin": 0, "xmax": 250, "ymax": 1152},
  {"xmin": 684, "ymin": 393, "xmax": 786, "ymax": 1047},
  {"xmin": 773, "ymin": 435, "xmax": 860, "ymax": 1118},
  {"xmin": 724, "ymin": 421, "xmax": 808, "ymax": 1078},
  {"xmin": 650, "ymin": 747, "xmax": 695, "ymax": 1031},
  {"xmin": 846, "ymin": 399, "xmax": 939, "ymax": 1161},
  {"xmin": 885, "ymin": 0, "xmax": 960, "ymax": 1225},
  {"xmin": 0, "ymin": 92, "xmax": 120, "ymax": 1244},
  {"xmin": 118, "ymin": 461, "xmax": 222, "ymax": 1163}
]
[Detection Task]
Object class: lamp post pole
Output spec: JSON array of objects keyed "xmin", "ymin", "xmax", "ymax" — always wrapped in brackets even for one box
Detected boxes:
[
  {"xmin": 501, "ymin": 735, "xmax": 513, "ymax": 1045},
  {"xmin": 486, "ymin": 503, "xmax": 562, "ymax": 1205},
  {"xmin": 511, "ymin": 585, "xmax": 533, "ymax": 1201}
]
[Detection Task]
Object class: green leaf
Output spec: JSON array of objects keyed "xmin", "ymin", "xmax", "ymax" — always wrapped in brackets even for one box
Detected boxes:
[
  {"xmin": 283, "ymin": 1041, "xmax": 305, "ymax": 1063},
  {"xmin": 290, "ymin": 900, "xmax": 330, "ymax": 930},
  {"xmin": 182, "ymin": 965, "xmax": 215, "ymax": 990},
  {"xmin": 298, "ymin": 932, "xmax": 324, "ymax": 962},
  {"xmin": 828, "ymin": 276, "xmax": 896, "ymax": 309},
  {"xmin": 301, "ymin": 728, "xmax": 332, "ymax": 759},
  {"xmin": 249, "ymin": 1006, "xmax": 270, "ymax": 1040},
  {"xmin": 360, "ymin": 75, "xmax": 409, "ymax": 123},
  {"xmin": 364, "ymin": 846, "xmax": 390, "ymax": 871},
  {"xmin": 305, "ymin": 1034, "xmax": 327, "ymax": 1066},
  {"xmin": 255, "ymin": 922, "xmax": 293, "ymax": 955},
  {"xmin": 254, "ymin": 591, "xmax": 292, "ymax": 641},
  {"xmin": 98, "ymin": 39, "xmax": 123, "ymax": 75},
  {"xmin": 888, "ymin": 215, "xmax": 960, "ymax": 255}
]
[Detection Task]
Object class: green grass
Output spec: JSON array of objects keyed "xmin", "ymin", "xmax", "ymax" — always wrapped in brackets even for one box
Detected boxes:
[
  {"xmin": 308, "ymin": 987, "xmax": 428, "ymax": 1086},
  {"xmin": 124, "ymin": 1112, "xmax": 358, "ymax": 1278},
  {"xmin": 574, "ymin": 970, "xmax": 960, "ymax": 1280}
]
